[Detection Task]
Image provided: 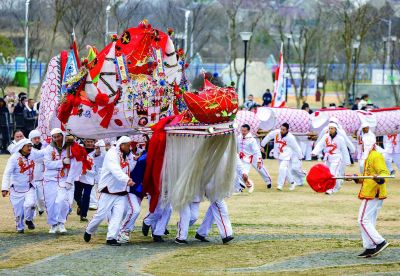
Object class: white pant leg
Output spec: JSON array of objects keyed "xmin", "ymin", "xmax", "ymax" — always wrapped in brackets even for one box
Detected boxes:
[
  {"xmin": 384, "ymin": 153, "xmax": 393, "ymax": 173},
  {"xmin": 358, "ymin": 199, "xmax": 385, "ymax": 249},
  {"xmin": 327, "ymin": 160, "xmax": 343, "ymax": 191},
  {"xmin": 89, "ymin": 184, "xmax": 98, "ymax": 207},
  {"xmin": 210, "ymin": 200, "xmax": 233, "ymax": 238},
  {"xmin": 252, "ymin": 159, "xmax": 272, "ymax": 185},
  {"xmin": 359, "ymin": 158, "xmax": 366, "ymax": 174},
  {"xmin": 43, "ymin": 181, "xmax": 58, "ymax": 226},
  {"xmin": 189, "ymin": 201, "xmax": 200, "ymax": 226},
  {"xmin": 278, "ymin": 160, "xmax": 290, "ymax": 189},
  {"xmin": 120, "ymin": 193, "xmax": 141, "ymax": 233},
  {"xmin": 107, "ymin": 195, "xmax": 127, "ymax": 240},
  {"xmin": 196, "ymin": 204, "xmax": 214, "ymax": 237},
  {"xmin": 392, "ymin": 153, "xmax": 400, "ymax": 171},
  {"xmin": 68, "ymin": 186, "xmax": 75, "ymax": 207},
  {"xmin": 34, "ymin": 180, "xmax": 45, "ymax": 212},
  {"xmin": 86, "ymin": 193, "xmax": 114, "ymax": 234},
  {"xmin": 290, "ymin": 158, "xmax": 306, "ymax": 185},
  {"xmin": 144, "ymin": 199, "xmax": 163, "ymax": 230},
  {"xmin": 305, "ymin": 142, "xmax": 313, "ymax": 161},
  {"xmin": 24, "ymin": 188, "xmax": 36, "ymax": 222},
  {"xmin": 9, "ymin": 189, "xmax": 26, "ymax": 231},
  {"xmin": 176, "ymin": 204, "xmax": 191, "ymax": 240},
  {"xmin": 153, "ymin": 203, "xmax": 172, "ymax": 236},
  {"xmin": 54, "ymin": 185, "xmax": 70, "ymax": 224}
]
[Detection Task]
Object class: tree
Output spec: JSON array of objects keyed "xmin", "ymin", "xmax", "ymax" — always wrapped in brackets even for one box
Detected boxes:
[
  {"xmin": 0, "ymin": 67, "xmax": 13, "ymax": 97},
  {"xmin": 220, "ymin": 0, "xmax": 266, "ymax": 98},
  {"xmin": 276, "ymin": 6, "xmax": 322, "ymax": 108},
  {"xmin": 330, "ymin": 0, "xmax": 387, "ymax": 106},
  {"xmin": 0, "ymin": 35, "xmax": 16, "ymax": 61}
]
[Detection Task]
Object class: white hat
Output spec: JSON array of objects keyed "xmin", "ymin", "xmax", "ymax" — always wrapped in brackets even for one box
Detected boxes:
[
  {"xmin": 50, "ymin": 128, "xmax": 64, "ymax": 136},
  {"xmin": 328, "ymin": 122, "xmax": 338, "ymax": 129},
  {"xmin": 14, "ymin": 138, "xmax": 32, "ymax": 153},
  {"xmin": 28, "ymin": 129, "xmax": 41, "ymax": 140},
  {"xmin": 311, "ymin": 111, "xmax": 329, "ymax": 130},
  {"xmin": 361, "ymin": 121, "xmax": 370, "ymax": 129},
  {"xmin": 116, "ymin": 136, "xmax": 131, "ymax": 148}
]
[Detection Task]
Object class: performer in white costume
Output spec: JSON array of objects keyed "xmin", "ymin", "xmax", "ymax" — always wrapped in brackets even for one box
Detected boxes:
[
  {"xmin": 312, "ymin": 122, "xmax": 348, "ymax": 195},
  {"xmin": 84, "ymin": 136, "xmax": 135, "ymax": 246},
  {"xmin": 260, "ymin": 123, "xmax": 304, "ymax": 191},
  {"xmin": 29, "ymin": 129, "xmax": 47, "ymax": 215},
  {"xmin": 2, "ymin": 139, "xmax": 44, "ymax": 232},
  {"xmin": 237, "ymin": 124, "xmax": 271, "ymax": 192},
  {"xmin": 42, "ymin": 128, "xmax": 82, "ymax": 234},
  {"xmin": 383, "ymin": 133, "xmax": 400, "ymax": 175},
  {"xmin": 357, "ymin": 122, "xmax": 377, "ymax": 173}
]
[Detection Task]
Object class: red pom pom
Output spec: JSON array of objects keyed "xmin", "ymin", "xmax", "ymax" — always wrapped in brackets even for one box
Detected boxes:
[
  {"xmin": 95, "ymin": 93, "xmax": 109, "ymax": 106},
  {"xmin": 184, "ymin": 63, "xmax": 189, "ymax": 68}
]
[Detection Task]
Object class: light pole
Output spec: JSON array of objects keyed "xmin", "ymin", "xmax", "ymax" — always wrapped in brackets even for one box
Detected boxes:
[
  {"xmin": 352, "ymin": 37, "xmax": 360, "ymax": 105},
  {"xmin": 105, "ymin": 4, "xmax": 111, "ymax": 46},
  {"xmin": 178, "ymin": 8, "xmax": 192, "ymax": 58},
  {"xmin": 390, "ymin": 36, "xmax": 397, "ymax": 85},
  {"xmin": 25, "ymin": 0, "xmax": 30, "ymax": 95},
  {"xmin": 382, "ymin": 37, "xmax": 387, "ymax": 84},
  {"xmin": 285, "ymin": 33, "xmax": 292, "ymax": 102},
  {"xmin": 240, "ymin": 31, "xmax": 252, "ymax": 103},
  {"xmin": 380, "ymin": 18, "xmax": 392, "ymax": 83}
]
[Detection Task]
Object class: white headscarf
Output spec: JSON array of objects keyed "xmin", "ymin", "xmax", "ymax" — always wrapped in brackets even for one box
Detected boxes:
[
  {"xmin": 14, "ymin": 138, "xmax": 32, "ymax": 153},
  {"xmin": 28, "ymin": 129, "xmax": 41, "ymax": 140}
]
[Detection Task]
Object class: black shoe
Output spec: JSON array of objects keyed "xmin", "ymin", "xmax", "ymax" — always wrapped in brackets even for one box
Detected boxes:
[
  {"xmin": 106, "ymin": 239, "xmax": 121, "ymax": 246},
  {"xmin": 164, "ymin": 229, "xmax": 170, "ymax": 235},
  {"xmin": 195, "ymin": 233, "xmax": 209, "ymax": 242},
  {"xmin": 174, "ymin": 238, "xmax": 188, "ymax": 245},
  {"xmin": 153, "ymin": 235, "xmax": 165, "ymax": 243},
  {"xmin": 267, "ymin": 184, "xmax": 272, "ymax": 189},
  {"xmin": 372, "ymin": 241, "xmax": 390, "ymax": 257},
  {"xmin": 80, "ymin": 216, "xmax": 88, "ymax": 222},
  {"xmin": 142, "ymin": 221, "xmax": 150, "ymax": 236},
  {"xmin": 25, "ymin": 220, "xmax": 35, "ymax": 230},
  {"xmin": 39, "ymin": 211, "xmax": 44, "ymax": 216},
  {"xmin": 77, "ymin": 207, "xmax": 81, "ymax": 216},
  {"xmin": 222, "ymin": 236, "xmax": 234, "ymax": 244},
  {"xmin": 17, "ymin": 229, "xmax": 24, "ymax": 234},
  {"xmin": 83, "ymin": 231, "xmax": 91, "ymax": 242},
  {"xmin": 358, "ymin": 249, "xmax": 375, "ymax": 258}
]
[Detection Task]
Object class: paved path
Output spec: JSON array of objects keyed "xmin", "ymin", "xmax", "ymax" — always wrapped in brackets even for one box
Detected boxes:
[{"xmin": 1, "ymin": 231, "xmax": 400, "ymax": 275}]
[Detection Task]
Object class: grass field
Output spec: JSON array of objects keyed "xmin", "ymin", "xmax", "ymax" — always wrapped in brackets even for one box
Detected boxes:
[{"xmin": 0, "ymin": 154, "xmax": 400, "ymax": 275}]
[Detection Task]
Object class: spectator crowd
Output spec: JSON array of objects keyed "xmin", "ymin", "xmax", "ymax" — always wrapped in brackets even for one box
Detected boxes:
[{"xmin": 0, "ymin": 91, "xmax": 39, "ymax": 154}]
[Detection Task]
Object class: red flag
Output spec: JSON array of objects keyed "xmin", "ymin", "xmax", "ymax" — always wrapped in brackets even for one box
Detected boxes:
[
  {"xmin": 272, "ymin": 43, "xmax": 285, "ymax": 108},
  {"xmin": 72, "ymin": 29, "xmax": 81, "ymax": 69}
]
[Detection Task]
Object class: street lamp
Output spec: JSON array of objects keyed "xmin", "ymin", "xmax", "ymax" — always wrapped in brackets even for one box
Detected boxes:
[
  {"xmin": 382, "ymin": 37, "xmax": 387, "ymax": 84},
  {"xmin": 240, "ymin": 31, "xmax": 252, "ymax": 102},
  {"xmin": 390, "ymin": 36, "xmax": 397, "ymax": 85},
  {"xmin": 351, "ymin": 37, "xmax": 360, "ymax": 105},
  {"xmin": 178, "ymin": 8, "xmax": 192, "ymax": 59},
  {"xmin": 25, "ymin": 0, "xmax": 30, "ymax": 95},
  {"xmin": 105, "ymin": 4, "xmax": 111, "ymax": 46},
  {"xmin": 285, "ymin": 33, "xmax": 292, "ymax": 102}
]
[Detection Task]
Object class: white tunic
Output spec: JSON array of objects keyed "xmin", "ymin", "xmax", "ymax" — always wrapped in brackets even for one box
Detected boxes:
[
  {"xmin": 312, "ymin": 133, "xmax": 348, "ymax": 163},
  {"xmin": 237, "ymin": 133, "xmax": 261, "ymax": 164},
  {"xmin": 79, "ymin": 151, "xmax": 105, "ymax": 185},
  {"xmin": 2, "ymin": 150, "xmax": 44, "ymax": 192},
  {"xmin": 43, "ymin": 144, "xmax": 82, "ymax": 186},
  {"xmin": 261, "ymin": 129, "xmax": 303, "ymax": 161},
  {"xmin": 97, "ymin": 147, "xmax": 134, "ymax": 194},
  {"xmin": 383, "ymin": 134, "xmax": 400, "ymax": 154}
]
